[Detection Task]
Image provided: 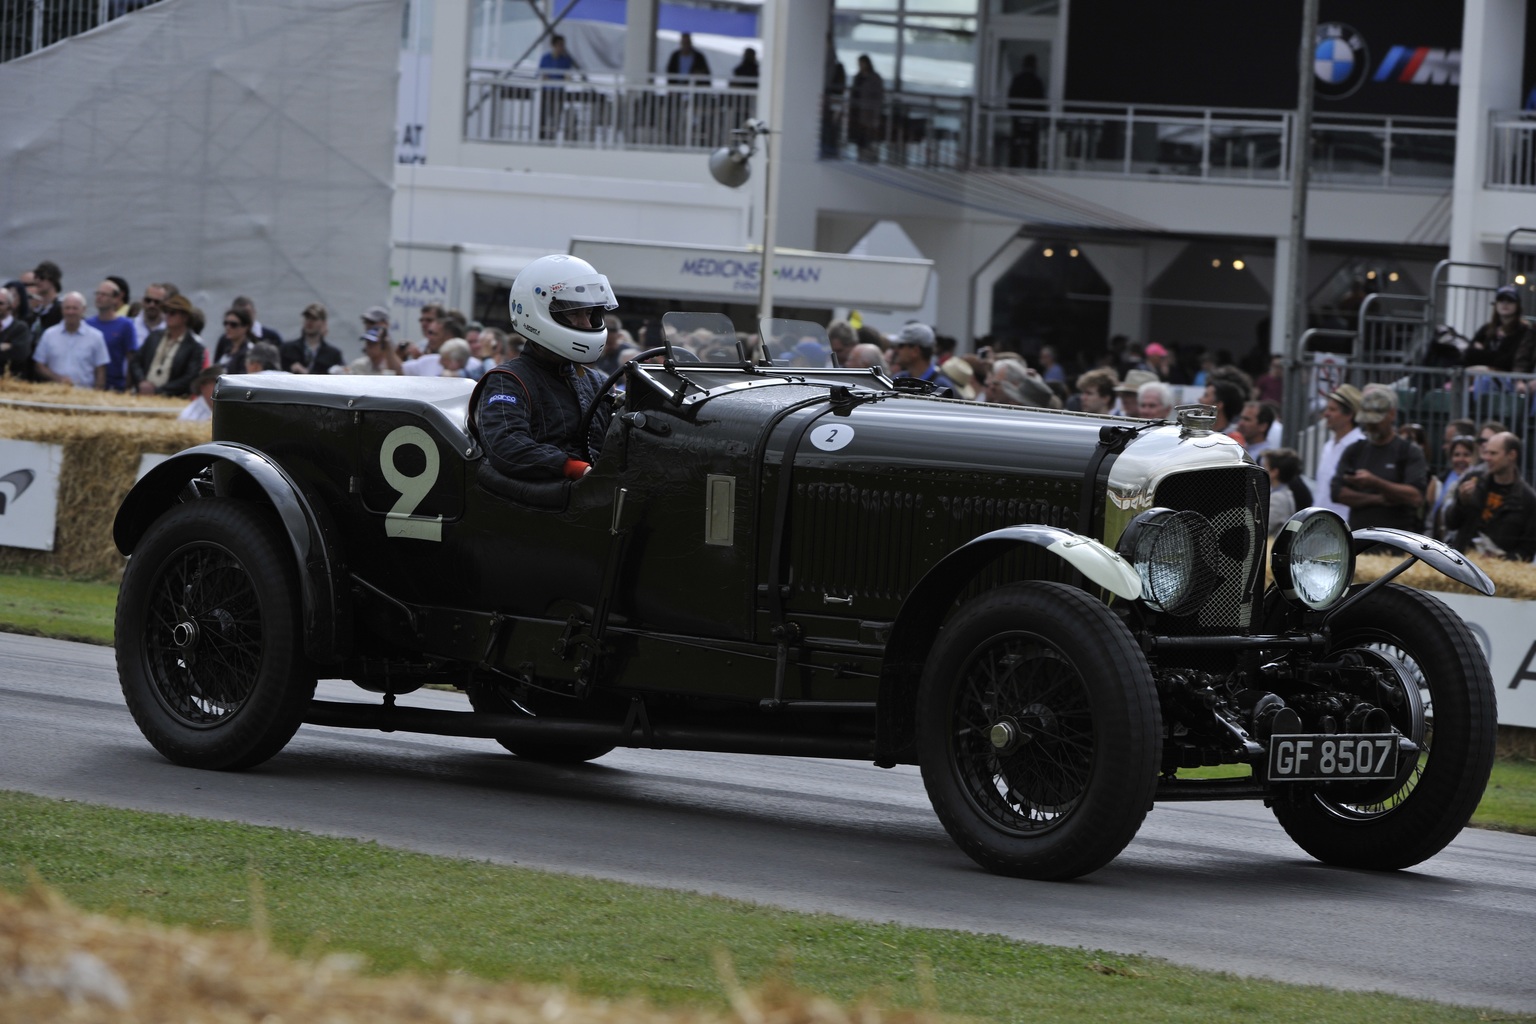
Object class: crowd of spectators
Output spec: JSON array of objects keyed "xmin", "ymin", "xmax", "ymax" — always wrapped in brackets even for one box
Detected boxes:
[{"xmin": 0, "ymin": 260, "xmax": 522, "ymax": 420}]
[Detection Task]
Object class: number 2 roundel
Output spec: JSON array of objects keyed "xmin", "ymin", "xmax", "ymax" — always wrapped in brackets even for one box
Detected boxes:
[{"xmin": 808, "ymin": 423, "xmax": 855, "ymax": 452}]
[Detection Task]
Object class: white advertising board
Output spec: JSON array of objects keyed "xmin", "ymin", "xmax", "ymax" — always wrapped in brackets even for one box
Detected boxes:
[
  {"xmin": 1434, "ymin": 590, "xmax": 1536, "ymax": 729},
  {"xmin": 0, "ymin": 439, "xmax": 63, "ymax": 552},
  {"xmin": 570, "ymin": 237, "xmax": 933, "ymax": 310}
]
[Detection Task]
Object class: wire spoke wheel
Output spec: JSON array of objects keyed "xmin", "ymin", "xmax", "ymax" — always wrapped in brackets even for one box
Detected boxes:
[
  {"xmin": 1271, "ymin": 584, "xmax": 1495, "ymax": 870},
  {"xmin": 117, "ymin": 498, "xmax": 315, "ymax": 771},
  {"xmin": 145, "ymin": 544, "xmax": 266, "ymax": 727},
  {"xmin": 951, "ymin": 638, "xmax": 1094, "ymax": 834},
  {"xmin": 918, "ymin": 582, "xmax": 1160, "ymax": 880}
]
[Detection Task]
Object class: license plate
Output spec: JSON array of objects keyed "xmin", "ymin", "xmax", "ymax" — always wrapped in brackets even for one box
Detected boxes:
[{"xmin": 1268, "ymin": 734, "xmax": 1399, "ymax": 782}]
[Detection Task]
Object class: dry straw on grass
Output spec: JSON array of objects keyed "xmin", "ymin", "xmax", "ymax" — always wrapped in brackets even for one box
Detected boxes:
[
  {"xmin": 0, "ymin": 884, "xmax": 937, "ymax": 1024},
  {"xmin": 0, "ymin": 381, "xmax": 210, "ymax": 579}
]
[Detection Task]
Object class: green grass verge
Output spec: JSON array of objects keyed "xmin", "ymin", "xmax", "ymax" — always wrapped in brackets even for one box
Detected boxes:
[
  {"xmin": 0, "ymin": 791, "xmax": 1519, "ymax": 1023},
  {"xmin": 1474, "ymin": 757, "xmax": 1536, "ymax": 834},
  {"xmin": 0, "ymin": 570, "xmax": 117, "ymax": 645}
]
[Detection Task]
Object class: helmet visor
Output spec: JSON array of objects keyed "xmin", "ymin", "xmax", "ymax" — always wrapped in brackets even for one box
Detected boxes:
[{"xmin": 546, "ymin": 272, "xmax": 617, "ymax": 330}]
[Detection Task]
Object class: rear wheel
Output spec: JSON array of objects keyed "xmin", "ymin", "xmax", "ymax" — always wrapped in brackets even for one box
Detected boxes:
[
  {"xmin": 917, "ymin": 582, "xmax": 1161, "ymax": 880},
  {"xmin": 1271, "ymin": 584, "xmax": 1496, "ymax": 869},
  {"xmin": 116, "ymin": 499, "xmax": 315, "ymax": 770}
]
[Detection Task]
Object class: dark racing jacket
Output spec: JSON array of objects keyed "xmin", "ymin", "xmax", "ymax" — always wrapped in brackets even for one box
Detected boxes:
[{"xmin": 474, "ymin": 349, "xmax": 612, "ymax": 480}]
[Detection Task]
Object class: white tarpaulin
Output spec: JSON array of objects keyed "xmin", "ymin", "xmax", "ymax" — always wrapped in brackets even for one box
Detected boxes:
[{"xmin": 0, "ymin": 0, "xmax": 400, "ymax": 335}]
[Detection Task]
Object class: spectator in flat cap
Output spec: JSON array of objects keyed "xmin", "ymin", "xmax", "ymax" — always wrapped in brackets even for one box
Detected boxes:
[
  {"xmin": 1315, "ymin": 383, "xmax": 1364, "ymax": 518},
  {"xmin": 1333, "ymin": 388, "xmax": 1426, "ymax": 531},
  {"xmin": 130, "ymin": 293, "xmax": 206, "ymax": 396},
  {"xmin": 986, "ymin": 357, "xmax": 1058, "ymax": 408},
  {"xmin": 891, "ymin": 321, "xmax": 955, "ymax": 390}
]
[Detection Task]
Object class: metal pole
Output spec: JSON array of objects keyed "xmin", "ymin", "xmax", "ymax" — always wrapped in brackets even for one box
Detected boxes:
[
  {"xmin": 758, "ymin": 126, "xmax": 776, "ymax": 324},
  {"xmin": 758, "ymin": 2, "xmax": 789, "ymax": 324},
  {"xmin": 1281, "ymin": 0, "xmax": 1319, "ymax": 449}
]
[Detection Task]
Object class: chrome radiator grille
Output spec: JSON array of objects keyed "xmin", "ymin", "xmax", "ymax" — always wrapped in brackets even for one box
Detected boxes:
[{"xmin": 1152, "ymin": 467, "xmax": 1268, "ymax": 633}]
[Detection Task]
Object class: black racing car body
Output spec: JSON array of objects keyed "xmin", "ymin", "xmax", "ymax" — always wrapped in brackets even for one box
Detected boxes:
[{"xmin": 113, "ymin": 343, "xmax": 1498, "ymax": 880}]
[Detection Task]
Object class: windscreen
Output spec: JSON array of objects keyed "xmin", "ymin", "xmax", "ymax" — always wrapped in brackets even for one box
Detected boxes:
[
  {"xmin": 661, "ymin": 312, "xmax": 743, "ymax": 365},
  {"xmin": 761, "ymin": 318, "xmax": 835, "ymax": 368}
]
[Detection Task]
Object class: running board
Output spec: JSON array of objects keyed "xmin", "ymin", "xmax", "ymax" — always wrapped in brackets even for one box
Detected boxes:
[{"xmin": 304, "ymin": 699, "xmax": 876, "ymax": 760}]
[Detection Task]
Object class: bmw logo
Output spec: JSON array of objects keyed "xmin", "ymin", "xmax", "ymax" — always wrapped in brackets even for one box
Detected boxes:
[{"xmin": 1314, "ymin": 22, "xmax": 1369, "ymax": 99}]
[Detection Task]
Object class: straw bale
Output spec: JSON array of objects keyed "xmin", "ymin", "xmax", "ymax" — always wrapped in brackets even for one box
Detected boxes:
[
  {"xmin": 0, "ymin": 376, "xmax": 187, "ymax": 414},
  {"xmin": 0, "ymin": 405, "xmax": 210, "ymax": 579},
  {"xmin": 1355, "ymin": 551, "xmax": 1536, "ymax": 601},
  {"xmin": 0, "ymin": 884, "xmax": 940, "ymax": 1024}
]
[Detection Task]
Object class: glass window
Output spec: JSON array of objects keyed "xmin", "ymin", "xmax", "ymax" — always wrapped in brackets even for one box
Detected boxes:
[{"xmin": 833, "ymin": 3, "xmax": 978, "ymax": 95}]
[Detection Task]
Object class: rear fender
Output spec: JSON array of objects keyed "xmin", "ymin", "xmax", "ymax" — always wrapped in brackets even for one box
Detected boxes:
[
  {"xmin": 114, "ymin": 442, "xmax": 352, "ymax": 662},
  {"xmin": 874, "ymin": 525, "xmax": 1140, "ymax": 765}
]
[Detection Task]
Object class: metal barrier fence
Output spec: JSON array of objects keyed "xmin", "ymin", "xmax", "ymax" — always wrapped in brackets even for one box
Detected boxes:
[
  {"xmin": 1287, "ymin": 355, "xmax": 1536, "ymax": 486},
  {"xmin": 1431, "ymin": 259, "xmax": 1504, "ymax": 351},
  {"xmin": 971, "ymin": 104, "xmax": 1455, "ymax": 186},
  {"xmin": 1488, "ymin": 111, "xmax": 1536, "ymax": 189},
  {"xmin": 464, "ymin": 70, "xmax": 757, "ymax": 152},
  {"xmin": 0, "ymin": 0, "xmax": 159, "ymax": 61}
]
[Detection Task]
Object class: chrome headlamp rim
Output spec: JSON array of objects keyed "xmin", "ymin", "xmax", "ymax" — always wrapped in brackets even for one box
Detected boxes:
[
  {"xmin": 1272, "ymin": 506, "xmax": 1355, "ymax": 610},
  {"xmin": 1116, "ymin": 506, "xmax": 1214, "ymax": 616}
]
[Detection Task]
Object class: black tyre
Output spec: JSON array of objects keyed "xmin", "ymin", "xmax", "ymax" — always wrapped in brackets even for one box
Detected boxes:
[
  {"xmin": 116, "ymin": 499, "xmax": 315, "ymax": 771},
  {"xmin": 917, "ymin": 582, "xmax": 1161, "ymax": 880},
  {"xmin": 467, "ymin": 684, "xmax": 616, "ymax": 763},
  {"xmin": 1272, "ymin": 583, "xmax": 1496, "ymax": 870}
]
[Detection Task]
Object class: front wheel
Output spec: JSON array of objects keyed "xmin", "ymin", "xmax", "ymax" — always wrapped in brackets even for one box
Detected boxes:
[
  {"xmin": 116, "ymin": 498, "xmax": 315, "ymax": 770},
  {"xmin": 917, "ymin": 582, "xmax": 1161, "ymax": 880},
  {"xmin": 1271, "ymin": 584, "xmax": 1496, "ymax": 870}
]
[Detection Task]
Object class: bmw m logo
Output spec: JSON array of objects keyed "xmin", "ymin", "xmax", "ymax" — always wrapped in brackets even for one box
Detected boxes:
[{"xmin": 1314, "ymin": 22, "xmax": 1369, "ymax": 99}]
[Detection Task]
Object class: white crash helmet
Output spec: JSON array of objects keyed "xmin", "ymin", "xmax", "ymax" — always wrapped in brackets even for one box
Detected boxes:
[{"xmin": 508, "ymin": 254, "xmax": 617, "ymax": 364}]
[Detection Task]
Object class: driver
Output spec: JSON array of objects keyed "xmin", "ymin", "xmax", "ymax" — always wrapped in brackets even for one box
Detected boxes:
[{"xmin": 475, "ymin": 254, "xmax": 617, "ymax": 480}]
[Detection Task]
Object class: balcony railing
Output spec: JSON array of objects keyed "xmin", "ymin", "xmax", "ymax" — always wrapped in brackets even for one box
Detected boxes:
[
  {"xmin": 1488, "ymin": 111, "xmax": 1536, "ymax": 189},
  {"xmin": 971, "ymin": 103, "xmax": 1455, "ymax": 186},
  {"xmin": 0, "ymin": 0, "xmax": 161, "ymax": 62},
  {"xmin": 464, "ymin": 69, "xmax": 758, "ymax": 152},
  {"xmin": 462, "ymin": 68, "xmax": 1462, "ymax": 191}
]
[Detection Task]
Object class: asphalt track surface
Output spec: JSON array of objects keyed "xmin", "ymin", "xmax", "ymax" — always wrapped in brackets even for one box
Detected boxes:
[{"xmin": 2, "ymin": 631, "xmax": 1533, "ymax": 1013}]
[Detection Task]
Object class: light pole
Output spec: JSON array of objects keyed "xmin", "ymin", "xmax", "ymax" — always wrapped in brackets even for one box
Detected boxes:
[{"xmin": 709, "ymin": 119, "xmax": 776, "ymax": 325}]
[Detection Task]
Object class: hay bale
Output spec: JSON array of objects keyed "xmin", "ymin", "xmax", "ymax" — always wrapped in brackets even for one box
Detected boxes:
[
  {"xmin": 0, "ymin": 406, "xmax": 210, "ymax": 579},
  {"xmin": 1354, "ymin": 551, "xmax": 1536, "ymax": 601},
  {"xmin": 0, "ymin": 376, "xmax": 187, "ymax": 414},
  {"xmin": 0, "ymin": 885, "xmax": 937, "ymax": 1024}
]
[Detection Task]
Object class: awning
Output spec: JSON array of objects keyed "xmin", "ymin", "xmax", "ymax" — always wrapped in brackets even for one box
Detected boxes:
[{"xmin": 569, "ymin": 237, "xmax": 933, "ymax": 310}]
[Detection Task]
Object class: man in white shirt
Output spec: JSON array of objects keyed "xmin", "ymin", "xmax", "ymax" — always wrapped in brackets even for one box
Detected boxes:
[
  {"xmin": 33, "ymin": 291, "xmax": 108, "ymax": 388},
  {"xmin": 1315, "ymin": 384, "xmax": 1364, "ymax": 519}
]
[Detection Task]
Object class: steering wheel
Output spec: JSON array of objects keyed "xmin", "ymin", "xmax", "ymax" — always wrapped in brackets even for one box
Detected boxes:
[{"xmin": 578, "ymin": 346, "xmax": 668, "ymax": 453}]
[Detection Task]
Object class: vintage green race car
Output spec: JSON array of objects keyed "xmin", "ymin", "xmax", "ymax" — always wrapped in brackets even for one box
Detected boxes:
[{"xmin": 112, "ymin": 315, "xmax": 1497, "ymax": 880}]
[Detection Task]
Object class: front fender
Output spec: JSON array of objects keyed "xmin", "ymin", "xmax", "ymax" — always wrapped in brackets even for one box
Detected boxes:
[
  {"xmin": 114, "ymin": 442, "xmax": 352, "ymax": 662},
  {"xmin": 1351, "ymin": 527, "xmax": 1495, "ymax": 597},
  {"xmin": 873, "ymin": 525, "xmax": 1140, "ymax": 766}
]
